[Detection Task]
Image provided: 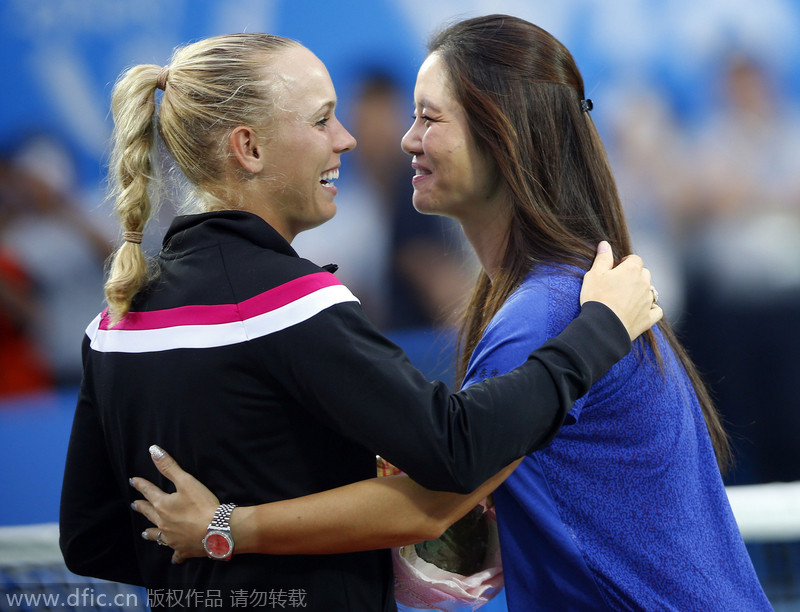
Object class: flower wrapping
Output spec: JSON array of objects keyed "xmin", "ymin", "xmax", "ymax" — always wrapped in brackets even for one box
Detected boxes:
[{"xmin": 392, "ymin": 505, "xmax": 503, "ymax": 611}]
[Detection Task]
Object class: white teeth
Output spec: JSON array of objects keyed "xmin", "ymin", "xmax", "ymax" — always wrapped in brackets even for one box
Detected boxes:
[{"xmin": 320, "ymin": 168, "xmax": 339, "ymax": 182}]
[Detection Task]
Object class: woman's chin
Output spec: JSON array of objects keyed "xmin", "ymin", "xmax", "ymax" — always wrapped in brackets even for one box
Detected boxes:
[
  {"xmin": 315, "ymin": 204, "xmax": 338, "ymax": 226},
  {"xmin": 411, "ymin": 195, "xmax": 441, "ymax": 217},
  {"xmin": 294, "ymin": 207, "xmax": 338, "ymax": 238}
]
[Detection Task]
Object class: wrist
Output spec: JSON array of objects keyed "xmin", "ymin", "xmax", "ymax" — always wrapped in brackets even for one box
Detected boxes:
[
  {"xmin": 202, "ymin": 503, "xmax": 237, "ymax": 560},
  {"xmin": 229, "ymin": 506, "xmax": 257, "ymax": 555}
]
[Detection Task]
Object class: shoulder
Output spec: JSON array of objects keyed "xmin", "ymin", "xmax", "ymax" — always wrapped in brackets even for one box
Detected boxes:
[
  {"xmin": 217, "ymin": 239, "xmax": 356, "ymax": 306},
  {"xmin": 483, "ymin": 267, "xmax": 582, "ymax": 345},
  {"xmin": 464, "ymin": 268, "xmax": 581, "ymax": 386},
  {"xmin": 481, "ymin": 274, "xmax": 550, "ymax": 345}
]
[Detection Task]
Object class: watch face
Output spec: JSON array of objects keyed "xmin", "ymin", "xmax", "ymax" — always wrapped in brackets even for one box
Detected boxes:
[{"xmin": 204, "ymin": 532, "xmax": 232, "ymax": 559}]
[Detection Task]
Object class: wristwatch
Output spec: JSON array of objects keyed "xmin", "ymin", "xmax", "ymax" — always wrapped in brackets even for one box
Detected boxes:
[{"xmin": 202, "ymin": 503, "xmax": 237, "ymax": 561}]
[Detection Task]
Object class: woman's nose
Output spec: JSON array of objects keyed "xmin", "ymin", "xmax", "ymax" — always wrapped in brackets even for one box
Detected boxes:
[{"xmin": 400, "ymin": 122, "xmax": 420, "ymax": 156}]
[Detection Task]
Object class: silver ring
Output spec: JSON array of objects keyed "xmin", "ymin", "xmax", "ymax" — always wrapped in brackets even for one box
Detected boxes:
[
  {"xmin": 157, "ymin": 531, "xmax": 167, "ymax": 546},
  {"xmin": 650, "ymin": 285, "xmax": 660, "ymax": 307}
]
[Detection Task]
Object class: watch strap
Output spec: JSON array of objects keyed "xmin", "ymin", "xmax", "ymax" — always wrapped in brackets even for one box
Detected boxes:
[{"xmin": 207, "ymin": 503, "xmax": 237, "ymax": 532}]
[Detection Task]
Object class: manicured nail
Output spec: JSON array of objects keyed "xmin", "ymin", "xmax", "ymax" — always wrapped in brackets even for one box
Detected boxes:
[
  {"xmin": 597, "ymin": 241, "xmax": 610, "ymax": 253},
  {"xmin": 130, "ymin": 502, "xmax": 137, "ymax": 511},
  {"xmin": 149, "ymin": 445, "xmax": 166, "ymax": 460},
  {"xmin": 141, "ymin": 531, "xmax": 148, "ymax": 540},
  {"xmin": 128, "ymin": 478, "xmax": 135, "ymax": 487}
]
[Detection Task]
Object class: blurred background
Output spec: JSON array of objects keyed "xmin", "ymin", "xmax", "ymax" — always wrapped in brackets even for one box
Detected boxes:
[{"xmin": 1, "ymin": 0, "xmax": 799, "ymax": 608}]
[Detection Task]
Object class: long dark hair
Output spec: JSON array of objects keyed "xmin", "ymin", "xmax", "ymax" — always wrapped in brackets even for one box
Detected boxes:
[{"xmin": 430, "ymin": 14, "xmax": 730, "ymax": 472}]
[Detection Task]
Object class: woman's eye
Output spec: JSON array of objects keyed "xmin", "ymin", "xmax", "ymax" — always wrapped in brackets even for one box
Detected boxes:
[{"xmin": 316, "ymin": 117, "xmax": 330, "ymax": 127}]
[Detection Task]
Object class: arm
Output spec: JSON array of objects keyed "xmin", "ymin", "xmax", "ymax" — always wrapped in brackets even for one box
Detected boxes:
[
  {"xmin": 131, "ymin": 244, "xmax": 657, "ymax": 561},
  {"xmin": 59, "ymin": 340, "xmax": 144, "ymax": 585},
  {"xmin": 131, "ymin": 446, "xmax": 521, "ymax": 563},
  {"xmin": 278, "ymin": 243, "xmax": 659, "ymax": 493}
]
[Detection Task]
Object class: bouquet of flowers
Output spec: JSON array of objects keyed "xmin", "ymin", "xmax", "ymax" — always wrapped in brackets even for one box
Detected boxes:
[{"xmin": 377, "ymin": 457, "xmax": 504, "ymax": 611}]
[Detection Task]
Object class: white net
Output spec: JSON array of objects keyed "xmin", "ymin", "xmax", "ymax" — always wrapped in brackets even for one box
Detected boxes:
[
  {"xmin": 0, "ymin": 524, "xmax": 147, "ymax": 611},
  {"xmin": 1, "ymin": 483, "xmax": 799, "ymax": 611}
]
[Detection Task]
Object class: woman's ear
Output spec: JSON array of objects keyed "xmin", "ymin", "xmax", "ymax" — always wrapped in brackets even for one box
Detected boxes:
[{"xmin": 229, "ymin": 126, "xmax": 264, "ymax": 174}]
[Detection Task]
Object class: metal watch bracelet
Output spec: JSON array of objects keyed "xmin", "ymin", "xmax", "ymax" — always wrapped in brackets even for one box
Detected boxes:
[{"xmin": 208, "ymin": 503, "xmax": 237, "ymax": 531}]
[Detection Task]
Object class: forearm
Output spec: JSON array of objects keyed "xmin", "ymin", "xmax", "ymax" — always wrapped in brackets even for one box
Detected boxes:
[
  {"xmin": 298, "ymin": 302, "xmax": 628, "ymax": 494},
  {"xmin": 398, "ymin": 301, "xmax": 629, "ymax": 491},
  {"xmin": 232, "ymin": 461, "xmax": 519, "ymax": 556}
]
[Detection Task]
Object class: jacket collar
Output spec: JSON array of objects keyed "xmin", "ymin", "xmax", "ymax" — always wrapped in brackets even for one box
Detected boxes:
[{"xmin": 162, "ymin": 210, "xmax": 298, "ymax": 258}]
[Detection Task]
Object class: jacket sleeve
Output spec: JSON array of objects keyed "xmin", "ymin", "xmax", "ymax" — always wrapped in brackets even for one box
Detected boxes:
[
  {"xmin": 271, "ymin": 300, "xmax": 630, "ymax": 493},
  {"xmin": 59, "ymin": 338, "xmax": 144, "ymax": 586}
]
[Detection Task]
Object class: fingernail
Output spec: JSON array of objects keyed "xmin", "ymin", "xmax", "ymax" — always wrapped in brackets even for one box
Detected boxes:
[
  {"xmin": 128, "ymin": 478, "xmax": 134, "ymax": 487},
  {"xmin": 141, "ymin": 531, "xmax": 148, "ymax": 540},
  {"xmin": 597, "ymin": 241, "xmax": 610, "ymax": 253},
  {"xmin": 149, "ymin": 445, "xmax": 166, "ymax": 460},
  {"xmin": 130, "ymin": 502, "xmax": 137, "ymax": 511}
]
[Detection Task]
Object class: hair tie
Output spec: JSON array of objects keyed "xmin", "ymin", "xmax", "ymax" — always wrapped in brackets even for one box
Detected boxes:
[
  {"xmin": 123, "ymin": 231, "xmax": 143, "ymax": 244},
  {"xmin": 156, "ymin": 65, "xmax": 170, "ymax": 91},
  {"xmin": 580, "ymin": 98, "xmax": 593, "ymax": 113}
]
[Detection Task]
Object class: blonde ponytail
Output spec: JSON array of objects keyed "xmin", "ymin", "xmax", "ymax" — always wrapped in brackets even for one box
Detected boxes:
[
  {"xmin": 104, "ymin": 64, "xmax": 161, "ymax": 325},
  {"xmin": 103, "ymin": 33, "xmax": 300, "ymax": 324}
]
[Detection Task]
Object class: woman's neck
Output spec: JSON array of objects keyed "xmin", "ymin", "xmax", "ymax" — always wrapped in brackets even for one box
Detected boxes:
[{"xmin": 458, "ymin": 200, "xmax": 512, "ymax": 284}]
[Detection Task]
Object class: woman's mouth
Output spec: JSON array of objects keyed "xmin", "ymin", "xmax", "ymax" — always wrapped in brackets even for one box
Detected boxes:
[
  {"xmin": 320, "ymin": 168, "xmax": 339, "ymax": 192},
  {"xmin": 411, "ymin": 164, "xmax": 431, "ymax": 185}
]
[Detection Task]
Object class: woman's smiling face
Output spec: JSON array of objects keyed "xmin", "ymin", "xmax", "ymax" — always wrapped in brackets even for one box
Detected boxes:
[
  {"xmin": 259, "ymin": 45, "xmax": 356, "ymax": 240},
  {"xmin": 401, "ymin": 52, "xmax": 502, "ymax": 223}
]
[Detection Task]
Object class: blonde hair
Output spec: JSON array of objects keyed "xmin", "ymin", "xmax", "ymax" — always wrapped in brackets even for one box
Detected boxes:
[{"xmin": 104, "ymin": 33, "xmax": 300, "ymax": 324}]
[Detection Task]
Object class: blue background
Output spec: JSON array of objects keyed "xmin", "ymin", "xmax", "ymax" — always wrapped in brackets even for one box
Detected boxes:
[
  {"xmin": 3, "ymin": 2, "xmax": 800, "ymax": 609},
  {"xmin": 3, "ymin": 0, "xmax": 800, "ymax": 192}
]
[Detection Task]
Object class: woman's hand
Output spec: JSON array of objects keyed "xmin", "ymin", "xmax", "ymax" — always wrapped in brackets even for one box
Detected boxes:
[
  {"xmin": 130, "ymin": 445, "xmax": 219, "ymax": 564},
  {"xmin": 581, "ymin": 241, "xmax": 663, "ymax": 341}
]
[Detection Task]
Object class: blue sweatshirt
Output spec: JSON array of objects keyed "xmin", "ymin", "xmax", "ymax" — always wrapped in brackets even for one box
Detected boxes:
[{"xmin": 463, "ymin": 268, "xmax": 772, "ymax": 611}]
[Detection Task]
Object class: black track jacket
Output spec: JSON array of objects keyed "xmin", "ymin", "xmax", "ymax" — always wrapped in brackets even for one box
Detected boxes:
[{"xmin": 60, "ymin": 211, "xmax": 630, "ymax": 611}]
